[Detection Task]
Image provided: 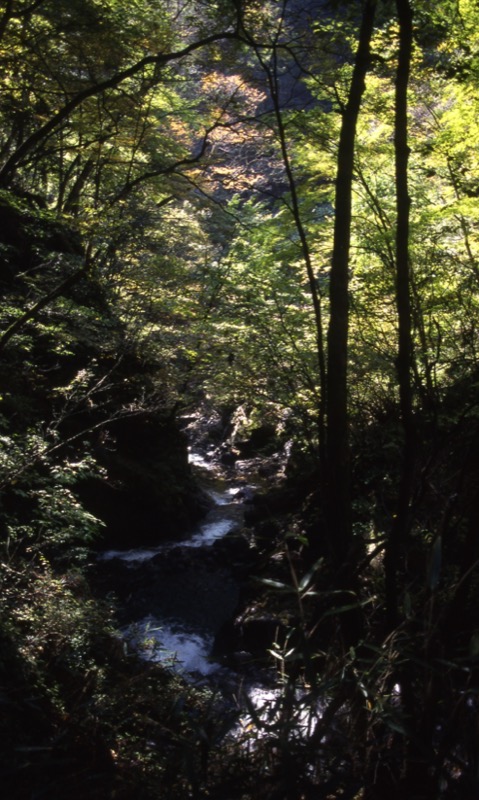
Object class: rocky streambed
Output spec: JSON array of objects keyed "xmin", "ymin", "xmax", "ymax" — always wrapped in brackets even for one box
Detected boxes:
[
  {"xmin": 93, "ymin": 448, "xmax": 269, "ymax": 681},
  {"xmin": 91, "ymin": 440, "xmax": 324, "ymax": 757}
]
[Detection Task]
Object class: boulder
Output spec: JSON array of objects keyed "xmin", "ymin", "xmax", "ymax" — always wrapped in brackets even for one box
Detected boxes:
[{"xmin": 79, "ymin": 414, "xmax": 211, "ymax": 549}]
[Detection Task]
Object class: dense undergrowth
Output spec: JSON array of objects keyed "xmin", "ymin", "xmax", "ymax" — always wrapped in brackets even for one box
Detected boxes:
[{"xmin": 0, "ymin": 189, "xmax": 233, "ymax": 799}]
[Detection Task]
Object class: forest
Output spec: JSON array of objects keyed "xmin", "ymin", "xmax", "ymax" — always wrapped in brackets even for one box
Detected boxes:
[{"xmin": 1, "ymin": 0, "xmax": 479, "ymax": 797}]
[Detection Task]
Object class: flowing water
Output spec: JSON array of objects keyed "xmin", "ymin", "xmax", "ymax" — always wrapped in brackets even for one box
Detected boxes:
[
  {"xmin": 97, "ymin": 447, "xmax": 322, "ymax": 741},
  {"xmin": 98, "ymin": 448, "xmax": 246, "ymax": 676}
]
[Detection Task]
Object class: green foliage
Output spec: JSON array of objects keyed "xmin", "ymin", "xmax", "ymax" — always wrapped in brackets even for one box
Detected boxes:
[{"xmin": 0, "ymin": 427, "xmax": 104, "ymax": 564}]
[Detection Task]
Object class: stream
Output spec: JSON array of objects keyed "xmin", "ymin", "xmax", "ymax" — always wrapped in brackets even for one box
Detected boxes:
[
  {"xmin": 95, "ymin": 447, "xmax": 322, "ymax": 744},
  {"xmin": 97, "ymin": 448, "xmax": 251, "ymax": 678}
]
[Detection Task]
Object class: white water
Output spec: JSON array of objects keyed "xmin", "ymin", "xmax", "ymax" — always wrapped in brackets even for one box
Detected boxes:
[
  {"xmin": 123, "ymin": 615, "xmax": 219, "ymax": 676},
  {"xmin": 98, "ymin": 545, "xmax": 165, "ymax": 563},
  {"xmin": 123, "ymin": 622, "xmax": 323, "ymax": 729},
  {"xmin": 187, "ymin": 448, "xmax": 216, "ymax": 470},
  {"xmin": 98, "ymin": 514, "xmax": 237, "ymax": 563},
  {"xmin": 98, "ymin": 459, "xmax": 241, "ymax": 563},
  {"xmin": 181, "ymin": 517, "xmax": 236, "ymax": 547},
  {"xmin": 235, "ymin": 685, "xmax": 322, "ymax": 744},
  {"xmin": 207, "ymin": 487, "xmax": 238, "ymax": 506}
]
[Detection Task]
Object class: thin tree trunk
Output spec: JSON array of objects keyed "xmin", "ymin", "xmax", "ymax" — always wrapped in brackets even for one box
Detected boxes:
[
  {"xmin": 381, "ymin": 3, "xmax": 437, "ymax": 794},
  {"xmin": 384, "ymin": 0, "xmax": 415, "ymax": 633},
  {"xmin": 255, "ymin": 42, "xmax": 327, "ymax": 453},
  {"xmin": 326, "ymin": 0, "xmax": 377, "ymax": 571}
]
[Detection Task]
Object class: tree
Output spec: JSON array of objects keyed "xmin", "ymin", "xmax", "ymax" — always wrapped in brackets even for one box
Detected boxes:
[
  {"xmin": 384, "ymin": 0, "xmax": 414, "ymax": 632},
  {"xmin": 325, "ymin": 0, "xmax": 377, "ymax": 576},
  {"xmin": 0, "ymin": 0, "xmax": 240, "ymax": 189},
  {"xmin": 243, "ymin": 4, "xmax": 327, "ymax": 449}
]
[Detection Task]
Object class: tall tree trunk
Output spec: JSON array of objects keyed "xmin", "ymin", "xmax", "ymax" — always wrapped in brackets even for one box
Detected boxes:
[
  {"xmin": 382, "ymin": 3, "xmax": 437, "ymax": 795},
  {"xmin": 384, "ymin": 0, "xmax": 415, "ymax": 633},
  {"xmin": 326, "ymin": 0, "xmax": 377, "ymax": 572}
]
